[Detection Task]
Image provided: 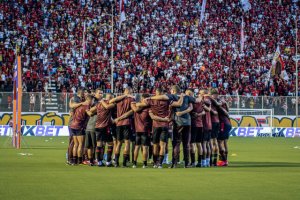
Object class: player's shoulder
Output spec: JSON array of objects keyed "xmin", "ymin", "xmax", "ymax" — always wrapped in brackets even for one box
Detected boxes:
[{"xmin": 166, "ymin": 94, "xmax": 179, "ymax": 101}]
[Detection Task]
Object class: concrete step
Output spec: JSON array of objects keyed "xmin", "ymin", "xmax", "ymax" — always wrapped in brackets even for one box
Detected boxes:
[
  {"xmin": 45, "ymin": 102, "xmax": 58, "ymax": 105},
  {"xmin": 45, "ymin": 98, "xmax": 57, "ymax": 102},
  {"xmin": 46, "ymin": 107, "xmax": 58, "ymax": 110}
]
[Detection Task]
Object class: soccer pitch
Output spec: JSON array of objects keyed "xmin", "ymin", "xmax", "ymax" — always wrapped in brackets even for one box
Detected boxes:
[{"xmin": 0, "ymin": 137, "xmax": 300, "ymax": 200}]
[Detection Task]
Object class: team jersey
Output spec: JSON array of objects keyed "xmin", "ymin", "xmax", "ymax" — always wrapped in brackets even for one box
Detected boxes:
[
  {"xmin": 95, "ymin": 100, "xmax": 112, "ymax": 128},
  {"xmin": 202, "ymin": 96, "xmax": 212, "ymax": 130},
  {"xmin": 210, "ymin": 98, "xmax": 220, "ymax": 123},
  {"xmin": 70, "ymin": 104, "xmax": 90, "ymax": 130},
  {"xmin": 218, "ymin": 103, "xmax": 231, "ymax": 125},
  {"xmin": 146, "ymin": 99, "xmax": 171, "ymax": 128},
  {"xmin": 191, "ymin": 100, "xmax": 204, "ymax": 127},
  {"xmin": 68, "ymin": 94, "xmax": 82, "ymax": 126},
  {"xmin": 116, "ymin": 97, "xmax": 134, "ymax": 126},
  {"xmin": 134, "ymin": 107, "xmax": 151, "ymax": 133}
]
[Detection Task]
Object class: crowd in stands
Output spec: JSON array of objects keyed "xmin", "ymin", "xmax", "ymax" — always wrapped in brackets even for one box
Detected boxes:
[{"xmin": 0, "ymin": 0, "xmax": 299, "ymax": 97}]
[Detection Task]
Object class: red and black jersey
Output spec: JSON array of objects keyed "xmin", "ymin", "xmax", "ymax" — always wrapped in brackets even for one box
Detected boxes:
[
  {"xmin": 146, "ymin": 99, "xmax": 171, "ymax": 128},
  {"xmin": 116, "ymin": 97, "xmax": 135, "ymax": 126},
  {"xmin": 95, "ymin": 100, "xmax": 112, "ymax": 128},
  {"xmin": 210, "ymin": 98, "xmax": 220, "ymax": 123},
  {"xmin": 134, "ymin": 107, "xmax": 151, "ymax": 133},
  {"xmin": 191, "ymin": 100, "xmax": 204, "ymax": 128},
  {"xmin": 70, "ymin": 104, "xmax": 90, "ymax": 130},
  {"xmin": 202, "ymin": 96, "xmax": 212, "ymax": 130}
]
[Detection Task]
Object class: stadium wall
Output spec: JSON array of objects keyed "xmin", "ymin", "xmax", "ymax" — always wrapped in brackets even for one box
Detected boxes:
[
  {"xmin": 1, "ymin": 112, "xmax": 299, "ymax": 127},
  {"xmin": 0, "ymin": 112, "xmax": 300, "ymax": 138}
]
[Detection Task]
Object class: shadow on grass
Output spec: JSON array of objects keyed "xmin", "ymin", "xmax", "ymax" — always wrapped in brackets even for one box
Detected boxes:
[{"xmin": 230, "ymin": 161, "xmax": 300, "ymax": 168}]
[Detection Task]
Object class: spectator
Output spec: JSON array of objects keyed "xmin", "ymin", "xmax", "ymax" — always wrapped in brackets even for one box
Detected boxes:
[{"xmin": 0, "ymin": 0, "xmax": 299, "ymax": 97}]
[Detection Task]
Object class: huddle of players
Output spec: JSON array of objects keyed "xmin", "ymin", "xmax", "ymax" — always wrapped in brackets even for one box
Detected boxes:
[{"xmin": 66, "ymin": 85, "xmax": 232, "ymax": 168}]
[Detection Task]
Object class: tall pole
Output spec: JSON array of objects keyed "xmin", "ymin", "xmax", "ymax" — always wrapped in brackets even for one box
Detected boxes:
[
  {"xmin": 111, "ymin": 2, "xmax": 114, "ymax": 94},
  {"xmin": 296, "ymin": 14, "xmax": 298, "ymax": 127}
]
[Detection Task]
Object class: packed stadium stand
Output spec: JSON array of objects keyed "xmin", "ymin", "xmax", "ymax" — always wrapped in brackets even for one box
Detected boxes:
[{"xmin": 0, "ymin": 0, "xmax": 299, "ymax": 105}]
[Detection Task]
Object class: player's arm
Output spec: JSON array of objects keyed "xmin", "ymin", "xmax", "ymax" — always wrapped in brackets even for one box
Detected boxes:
[
  {"xmin": 149, "ymin": 111, "xmax": 170, "ymax": 122},
  {"xmin": 149, "ymin": 95, "xmax": 170, "ymax": 100},
  {"xmin": 211, "ymin": 98, "xmax": 222, "ymax": 107},
  {"xmin": 86, "ymin": 106, "xmax": 97, "ymax": 116},
  {"xmin": 211, "ymin": 107, "xmax": 218, "ymax": 115},
  {"xmin": 69, "ymin": 98, "xmax": 82, "ymax": 109},
  {"xmin": 114, "ymin": 110, "xmax": 134, "ymax": 123},
  {"xmin": 131, "ymin": 102, "xmax": 143, "ymax": 112},
  {"xmin": 136, "ymin": 98, "xmax": 149, "ymax": 108},
  {"xmin": 170, "ymin": 94, "xmax": 184, "ymax": 107},
  {"xmin": 100, "ymin": 100, "xmax": 116, "ymax": 109},
  {"xmin": 109, "ymin": 94, "xmax": 127, "ymax": 104},
  {"xmin": 220, "ymin": 107, "xmax": 230, "ymax": 118},
  {"xmin": 176, "ymin": 103, "xmax": 193, "ymax": 117},
  {"xmin": 203, "ymin": 103, "xmax": 211, "ymax": 112}
]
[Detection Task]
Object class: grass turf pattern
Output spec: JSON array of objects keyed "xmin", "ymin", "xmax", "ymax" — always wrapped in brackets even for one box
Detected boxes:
[{"xmin": 0, "ymin": 137, "xmax": 300, "ymax": 200}]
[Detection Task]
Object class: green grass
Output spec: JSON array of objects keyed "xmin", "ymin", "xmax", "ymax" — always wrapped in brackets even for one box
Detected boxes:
[{"xmin": 0, "ymin": 137, "xmax": 300, "ymax": 200}]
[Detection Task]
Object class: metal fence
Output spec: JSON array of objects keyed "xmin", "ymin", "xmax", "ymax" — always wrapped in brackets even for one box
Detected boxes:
[{"xmin": 0, "ymin": 92, "xmax": 299, "ymax": 116}]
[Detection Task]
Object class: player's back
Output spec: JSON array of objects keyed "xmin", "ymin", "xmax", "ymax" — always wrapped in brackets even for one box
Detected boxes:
[
  {"xmin": 148, "ymin": 99, "xmax": 170, "ymax": 128},
  {"xmin": 203, "ymin": 96, "xmax": 212, "ymax": 130},
  {"xmin": 192, "ymin": 100, "xmax": 204, "ymax": 127},
  {"xmin": 116, "ymin": 97, "xmax": 134, "ymax": 126},
  {"xmin": 96, "ymin": 100, "xmax": 112, "ymax": 128},
  {"xmin": 71, "ymin": 104, "xmax": 90, "ymax": 130},
  {"xmin": 134, "ymin": 108, "xmax": 151, "ymax": 133}
]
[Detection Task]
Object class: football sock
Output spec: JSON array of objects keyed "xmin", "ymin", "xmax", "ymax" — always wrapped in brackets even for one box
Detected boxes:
[
  {"xmin": 153, "ymin": 155, "xmax": 158, "ymax": 165},
  {"xmin": 115, "ymin": 153, "xmax": 120, "ymax": 165},
  {"xmin": 73, "ymin": 156, "xmax": 78, "ymax": 164},
  {"xmin": 78, "ymin": 157, "xmax": 83, "ymax": 164},
  {"xmin": 198, "ymin": 154, "xmax": 202, "ymax": 164},
  {"xmin": 143, "ymin": 161, "xmax": 147, "ymax": 166},
  {"xmin": 99, "ymin": 147, "xmax": 104, "ymax": 161},
  {"xmin": 96, "ymin": 146, "xmax": 101, "ymax": 161},
  {"xmin": 191, "ymin": 152, "xmax": 195, "ymax": 164},
  {"xmin": 107, "ymin": 146, "xmax": 113, "ymax": 162},
  {"xmin": 213, "ymin": 153, "xmax": 218, "ymax": 165},
  {"xmin": 158, "ymin": 155, "xmax": 164, "ymax": 165},
  {"xmin": 123, "ymin": 154, "xmax": 129, "ymax": 166}
]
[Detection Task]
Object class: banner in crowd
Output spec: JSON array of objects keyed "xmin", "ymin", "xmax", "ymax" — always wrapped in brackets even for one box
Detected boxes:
[
  {"xmin": 199, "ymin": 0, "xmax": 207, "ymax": 24},
  {"xmin": 0, "ymin": 126, "xmax": 299, "ymax": 138}
]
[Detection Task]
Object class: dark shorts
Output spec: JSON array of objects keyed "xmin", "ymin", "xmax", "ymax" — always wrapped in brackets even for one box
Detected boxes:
[
  {"xmin": 131, "ymin": 133, "xmax": 136, "ymax": 142},
  {"xmin": 152, "ymin": 127, "xmax": 169, "ymax": 144},
  {"xmin": 116, "ymin": 125, "xmax": 132, "ymax": 141},
  {"xmin": 95, "ymin": 127, "xmax": 113, "ymax": 143},
  {"xmin": 218, "ymin": 123, "xmax": 232, "ymax": 141},
  {"xmin": 191, "ymin": 127, "xmax": 203, "ymax": 143},
  {"xmin": 111, "ymin": 124, "xmax": 117, "ymax": 139},
  {"xmin": 85, "ymin": 131, "xmax": 96, "ymax": 148},
  {"xmin": 136, "ymin": 132, "xmax": 150, "ymax": 146},
  {"xmin": 203, "ymin": 129, "xmax": 211, "ymax": 142},
  {"xmin": 70, "ymin": 128, "xmax": 84, "ymax": 136},
  {"xmin": 172, "ymin": 125, "xmax": 191, "ymax": 143},
  {"xmin": 211, "ymin": 122, "xmax": 220, "ymax": 139},
  {"xmin": 68, "ymin": 126, "xmax": 73, "ymax": 138}
]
